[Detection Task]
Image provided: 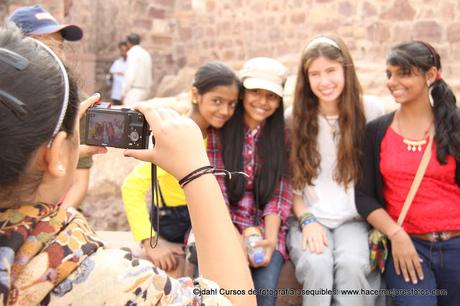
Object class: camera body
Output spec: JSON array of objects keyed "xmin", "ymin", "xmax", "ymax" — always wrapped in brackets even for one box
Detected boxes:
[{"xmin": 85, "ymin": 106, "xmax": 150, "ymax": 149}]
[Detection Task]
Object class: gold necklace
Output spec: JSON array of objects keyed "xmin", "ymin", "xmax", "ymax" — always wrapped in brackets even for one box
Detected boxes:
[
  {"xmin": 396, "ymin": 112, "xmax": 433, "ymax": 152},
  {"xmin": 321, "ymin": 114, "xmax": 339, "ymax": 142}
]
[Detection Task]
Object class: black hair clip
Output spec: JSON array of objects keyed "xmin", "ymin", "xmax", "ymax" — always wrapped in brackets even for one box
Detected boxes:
[
  {"xmin": 0, "ymin": 48, "xmax": 30, "ymax": 119},
  {"xmin": 0, "ymin": 90, "xmax": 30, "ymax": 119},
  {"xmin": 0, "ymin": 48, "xmax": 29, "ymax": 70}
]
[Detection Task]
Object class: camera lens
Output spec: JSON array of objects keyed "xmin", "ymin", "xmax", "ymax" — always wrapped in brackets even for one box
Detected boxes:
[{"xmin": 128, "ymin": 130, "xmax": 140, "ymax": 142}]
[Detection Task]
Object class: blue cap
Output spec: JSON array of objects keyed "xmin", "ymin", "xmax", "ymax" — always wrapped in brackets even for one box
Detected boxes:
[{"xmin": 8, "ymin": 5, "xmax": 83, "ymax": 41}]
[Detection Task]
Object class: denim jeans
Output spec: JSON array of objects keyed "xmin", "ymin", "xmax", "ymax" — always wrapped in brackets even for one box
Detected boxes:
[
  {"xmin": 385, "ymin": 236, "xmax": 460, "ymax": 306},
  {"xmin": 251, "ymin": 249, "xmax": 284, "ymax": 306}
]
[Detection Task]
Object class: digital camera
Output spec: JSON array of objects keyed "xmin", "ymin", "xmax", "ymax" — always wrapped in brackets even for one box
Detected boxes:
[{"xmin": 85, "ymin": 105, "xmax": 150, "ymax": 149}]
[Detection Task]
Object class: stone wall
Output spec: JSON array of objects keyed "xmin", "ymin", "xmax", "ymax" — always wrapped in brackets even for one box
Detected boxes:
[
  {"xmin": 3, "ymin": 0, "xmax": 460, "ymax": 99},
  {"xmin": 171, "ymin": 0, "xmax": 460, "ymax": 96}
]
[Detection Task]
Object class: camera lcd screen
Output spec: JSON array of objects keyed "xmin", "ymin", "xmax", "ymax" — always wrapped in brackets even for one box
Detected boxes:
[{"xmin": 87, "ymin": 111, "xmax": 125, "ymax": 147}]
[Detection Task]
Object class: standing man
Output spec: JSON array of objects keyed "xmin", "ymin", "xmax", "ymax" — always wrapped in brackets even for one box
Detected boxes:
[
  {"xmin": 9, "ymin": 5, "xmax": 105, "ymax": 211},
  {"xmin": 122, "ymin": 33, "xmax": 152, "ymax": 106},
  {"xmin": 108, "ymin": 41, "xmax": 128, "ymax": 105}
]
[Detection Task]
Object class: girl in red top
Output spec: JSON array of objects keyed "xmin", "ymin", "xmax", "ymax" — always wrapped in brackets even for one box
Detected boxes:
[{"xmin": 356, "ymin": 41, "xmax": 460, "ymax": 306}]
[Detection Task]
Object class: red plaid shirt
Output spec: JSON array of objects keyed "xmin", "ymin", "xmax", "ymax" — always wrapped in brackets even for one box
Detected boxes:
[{"xmin": 207, "ymin": 127, "xmax": 293, "ymax": 260}]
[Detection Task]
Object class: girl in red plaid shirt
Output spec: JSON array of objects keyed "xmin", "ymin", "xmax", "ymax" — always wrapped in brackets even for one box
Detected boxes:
[{"xmin": 207, "ymin": 57, "xmax": 293, "ymax": 306}]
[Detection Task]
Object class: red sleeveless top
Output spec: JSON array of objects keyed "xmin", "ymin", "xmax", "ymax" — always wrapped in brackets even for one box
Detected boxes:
[{"xmin": 381, "ymin": 127, "xmax": 460, "ymax": 234}]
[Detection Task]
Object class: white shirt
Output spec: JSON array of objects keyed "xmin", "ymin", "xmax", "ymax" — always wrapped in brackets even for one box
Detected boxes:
[
  {"xmin": 122, "ymin": 45, "xmax": 152, "ymax": 96},
  {"xmin": 297, "ymin": 96, "xmax": 385, "ymax": 228},
  {"xmin": 109, "ymin": 57, "xmax": 127, "ymax": 100}
]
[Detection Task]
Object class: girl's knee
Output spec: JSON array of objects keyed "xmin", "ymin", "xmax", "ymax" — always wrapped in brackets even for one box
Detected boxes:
[
  {"xmin": 335, "ymin": 253, "xmax": 370, "ymax": 277},
  {"xmin": 296, "ymin": 251, "xmax": 333, "ymax": 277}
]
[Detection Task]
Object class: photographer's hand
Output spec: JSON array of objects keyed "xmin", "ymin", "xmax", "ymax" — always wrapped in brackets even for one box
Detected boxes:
[{"xmin": 78, "ymin": 93, "xmax": 107, "ymax": 158}]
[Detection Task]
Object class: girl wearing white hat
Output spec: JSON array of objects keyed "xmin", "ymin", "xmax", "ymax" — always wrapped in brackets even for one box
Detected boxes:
[{"xmin": 207, "ymin": 57, "xmax": 293, "ymax": 306}]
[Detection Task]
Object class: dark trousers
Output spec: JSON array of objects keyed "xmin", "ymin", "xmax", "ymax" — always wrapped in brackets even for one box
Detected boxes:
[
  {"xmin": 385, "ymin": 237, "xmax": 460, "ymax": 306},
  {"xmin": 151, "ymin": 205, "xmax": 191, "ymax": 243}
]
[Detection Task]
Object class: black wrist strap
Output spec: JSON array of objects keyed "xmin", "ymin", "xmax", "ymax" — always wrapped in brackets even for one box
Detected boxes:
[
  {"xmin": 178, "ymin": 165, "xmax": 214, "ymax": 188},
  {"xmin": 178, "ymin": 165, "xmax": 249, "ymax": 188}
]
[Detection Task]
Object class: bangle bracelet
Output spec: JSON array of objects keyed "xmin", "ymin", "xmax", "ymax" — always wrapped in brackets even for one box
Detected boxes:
[
  {"xmin": 298, "ymin": 211, "xmax": 315, "ymax": 224},
  {"xmin": 301, "ymin": 216, "xmax": 318, "ymax": 229},
  {"xmin": 178, "ymin": 165, "xmax": 214, "ymax": 188},
  {"xmin": 388, "ymin": 227, "xmax": 403, "ymax": 240},
  {"xmin": 178, "ymin": 165, "xmax": 249, "ymax": 188}
]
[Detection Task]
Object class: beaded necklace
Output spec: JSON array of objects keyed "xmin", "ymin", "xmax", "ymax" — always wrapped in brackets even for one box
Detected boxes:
[{"xmin": 396, "ymin": 111, "xmax": 433, "ymax": 152}]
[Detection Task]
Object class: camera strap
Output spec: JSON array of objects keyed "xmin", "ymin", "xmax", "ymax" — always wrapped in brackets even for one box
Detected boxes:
[{"xmin": 148, "ymin": 163, "xmax": 161, "ymax": 248}]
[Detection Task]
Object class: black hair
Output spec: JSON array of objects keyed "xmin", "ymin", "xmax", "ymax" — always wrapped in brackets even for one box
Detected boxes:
[
  {"xmin": 0, "ymin": 24, "xmax": 79, "ymax": 195},
  {"xmin": 220, "ymin": 92, "xmax": 288, "ymax": 210},
  {"xmin": 126, "ymin": 33, "xmax": 140, "ymax": 45},
  {"xmin": 192, "ymin": 61, "xmax": 240, "ymax": 95},
  {"xmin": 118, "ymin": 41, "xmax": 127, "ymax": 48},
  {"xmin": 387, "ymin": 41, "xmax": 460, "ymax": 163}
]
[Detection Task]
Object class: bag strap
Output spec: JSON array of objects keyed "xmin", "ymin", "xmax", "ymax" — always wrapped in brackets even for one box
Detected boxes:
[
  {"xmin": 397, "ymin": 130, "xmax": 434, "ymax": 225},
  {"xmin": 158, "ymin": 183, "xmax": 168, "ymax": 207}
]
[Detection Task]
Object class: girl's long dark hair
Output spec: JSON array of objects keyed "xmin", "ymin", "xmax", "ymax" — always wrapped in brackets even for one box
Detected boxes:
[
  {"xmin": 387, "ymin": 41, "xmax": 460, "ymax": 163},
  {"xmin": 220, "ymin": 95, "xmax": 287, "ymax": 210}
]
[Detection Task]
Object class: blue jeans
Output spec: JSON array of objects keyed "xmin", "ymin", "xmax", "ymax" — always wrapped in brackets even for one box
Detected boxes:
[
  {"xmin": 251, "ymin": 250, "xmax": 284, "ymax": 306},
  {"xmin": 385, "ymin": 237, "xmax": 460, "ymax": 306}
]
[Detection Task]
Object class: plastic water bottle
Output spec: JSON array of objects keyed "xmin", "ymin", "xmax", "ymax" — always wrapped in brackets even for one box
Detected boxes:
[{"xmin": 243, "ymin": 226, "xmax": 265, "ymax": 265}]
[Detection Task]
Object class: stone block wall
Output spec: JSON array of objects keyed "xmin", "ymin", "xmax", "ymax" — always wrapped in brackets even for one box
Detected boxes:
[
  {"xmin": 3, "ymin": 0, "xmax": 460, "ymax": 98},
  {"xmin": 172, "ymin": 0, "xmax": 460, "ymax": 96}
]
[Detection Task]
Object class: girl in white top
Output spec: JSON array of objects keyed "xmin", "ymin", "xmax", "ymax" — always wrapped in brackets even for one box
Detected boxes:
[{"xmin": 287, "ymin": 35, "xmax": 384, "ymax": 306}]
